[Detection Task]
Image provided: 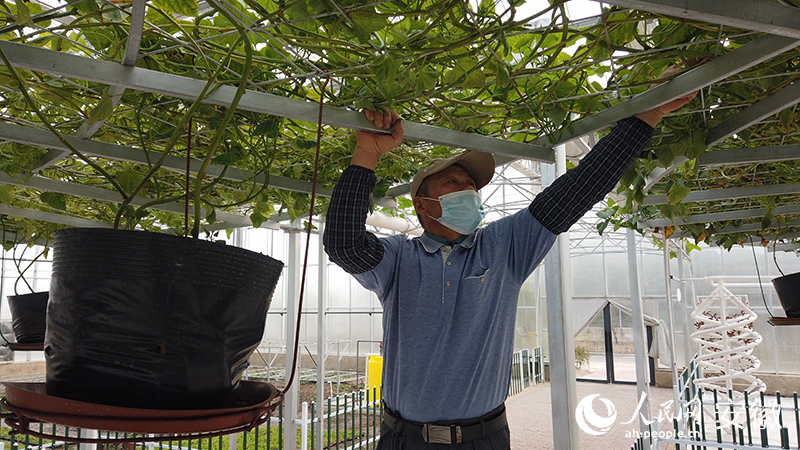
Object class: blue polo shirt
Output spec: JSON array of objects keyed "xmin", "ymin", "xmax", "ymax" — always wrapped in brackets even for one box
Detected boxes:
[
  {"xmin": 353, "ymin": 208, "xmax": 556, "ymax": 423},
  {"xmin": 323, "ymin": 116, "xmax": 654, "ymax": 424}
]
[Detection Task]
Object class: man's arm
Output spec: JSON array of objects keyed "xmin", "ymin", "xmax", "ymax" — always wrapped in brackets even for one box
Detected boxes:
[
  {"xmin": 530, "ymin": 87, "xmax": 698, "ymax": 234},
  {"xmin": 323, "ymin": 110, "xmax": 404, "ymax": 274},
  {"xmin": 529, "ymin": 116, "xmax": 653, "ymax": 234}
]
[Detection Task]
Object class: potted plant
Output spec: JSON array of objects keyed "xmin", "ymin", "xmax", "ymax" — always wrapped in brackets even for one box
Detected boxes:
[
  {"xmin": 1, "ymin": 218, "xmax": 49, "ymax": 345},
  {"xmin": 769, "ymin": 252, "xmax": 800, "ymax": 318},
  {"xmin": 0, "ymin": 1, "xmax": 287, "ymax": 411},
  {"xmin": 44, "ymin": 227, "xmax": 284, "ymax": 410}
]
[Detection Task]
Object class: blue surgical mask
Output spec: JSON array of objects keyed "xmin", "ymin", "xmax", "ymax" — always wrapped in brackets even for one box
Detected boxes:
[{"xmin": 423, "ymin": 190, "xmax": 485, "ymax": 235}]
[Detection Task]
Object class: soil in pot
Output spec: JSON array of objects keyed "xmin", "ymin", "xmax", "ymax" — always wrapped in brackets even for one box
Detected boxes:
[{"xmin": 45, "ymin": 228, "xmax": 284, "ymax": 410}]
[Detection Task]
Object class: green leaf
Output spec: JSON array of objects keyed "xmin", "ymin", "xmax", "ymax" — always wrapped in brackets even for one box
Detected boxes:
[
  {"xmin": 554, "ymin": 79, "xmax": 578, "ymax": 98},
  {"xmin": 596, "ymin": 219, "xmax": 609, "ymax": 235},
  {"xmin": 590, "ymin": 42, "xmax": 608, "ymax": 62},
  {"xmin": 374, "ymin": 182, "xmax": 389, "ymax": 198},
  {"xmin": 545, "ymin": 104, "xmax": 568, "ymax": 125},
  {"xmin": 654, "ymin": 144, "xmax": 677, "ymax": 167},
  {"xmin": 779, "ymin": 109, "xmax": 795, "ymax": 131},
  {"xmin": 74, "ymin": 0, "xmax": 99, "ymax": 15},
  {"xmin": 465, "ymin": 68, "xmax": 485, "ymax": 89},
  {"xmin": 350, "ymin": 10, "xmax": 387, "ymax": 43},
  {"xmin": 666, "ymin": 183, "xmax": 691, "ymax": 205},
  {"xmin": 415, "ymin": 68, "xmax": 439, "ymax": 95},
  {"xmin": 495, "ymin": 64, "xmax": 510, "ymax": 88},
  {"xmin": 443, "ymin": 65, "xmax": 467, "ymax": 87},
  {"xmin": 117, "ymin": 170, "xmax": 143, "ymax": 193},
  {"xmin": 291, "ymin": 138, "xmax": 317, "ymax": 151},
  {"xmin": 254, "ymin": 117, "xmax": 280, "ymax": 137},
  {"xmin": 685, "ymin": 129, "xmax": 708, "ymax": 159},
  {"xmin": 254, "ymin": 202, "xmax": 274, "ymax": 215},
  {"xmin": 376, "ymin": 81, "xmax": 402, "ymax": 101},
  {"xmin": 152, "ymin": 0, "xmax": 198, "ymax": 17},
  {"xmin": 211, "ymin": 149, "xmax": 245, "ymax": 165},
  {"xmin": 250, "ymin": 211, "xmax": 266, "ymax": 228},
  {"xmin": 88, "ymin": 89, "xmax": 115, "ymax": 123},
  {"xmin": 685, "ymin": 242, "xmax": 701, "ymax": 253},
  {"xmin": 658, "ymin": 204, "xmax": 682, "ymax": 220},
  {"xmin": 0, "ymin": 185, "xmax": 13, "ymax": 204},
  {"xmin": 40, "ymin": 192, "xmax": 67, "ymax": 211},
  {"xmin": 371, "ymin": 53, "xmax": 398, "ymax": 80},
  {"xmin": 14, "ymin": 0, "xmax": 32, "ymax": 27},
  {"xmin": 206, "ymin": 208, "xmax": 216, "ymax": 225}
]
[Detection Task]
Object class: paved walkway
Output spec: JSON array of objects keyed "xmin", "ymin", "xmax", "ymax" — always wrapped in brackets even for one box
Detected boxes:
[{"xmin": 506, "ymin": 381, "xmax": 675, "ymax": 449}]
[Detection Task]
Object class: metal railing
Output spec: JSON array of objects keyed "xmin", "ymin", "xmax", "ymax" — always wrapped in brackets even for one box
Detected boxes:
[
  {"xmin": 631, "ymin": 355, "xmax": 800, "ymax": 450},
  {"xmin": 509, "ymin": 347, "xmax": 544, "ymax": 396}
]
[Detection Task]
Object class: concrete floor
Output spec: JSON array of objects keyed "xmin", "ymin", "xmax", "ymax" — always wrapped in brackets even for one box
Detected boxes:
[{"xmin": 506, "ymin": 381, "xmax": 675, "ymax": 449}]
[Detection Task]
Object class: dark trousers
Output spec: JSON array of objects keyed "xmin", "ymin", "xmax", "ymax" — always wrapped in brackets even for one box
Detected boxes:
[{"xmin": 376, "ymin": 406, "xmax": 511, "ymax": 450}]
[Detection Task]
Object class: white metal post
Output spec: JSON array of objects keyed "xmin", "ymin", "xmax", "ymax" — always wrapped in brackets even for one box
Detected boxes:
[
  {"xmin": 284, "ymin": 227, "xmax": 301, "ymax": 450},
  {"xmin": 543, "ymin": 145, "xmax": 580, "ymax": 450},
  {"xmin": 627, "ymin": 229, "xmax": 652, "ymax": 445},
  {"xmin": 228, "ymin": 432, "xmax": 238, "ymax": 450},
  {"xmin": 77, "ymin": 429, "xmax": 97, "ymax": 450},
  {"xmin": 301, "ymin": 401, "xmax": 309, "ymax": 450},
  {"xmin": 677, "ymin": 241, "xmax": 692, "ymax": 367},
  {"xmin": 316, "ymin": 223, "xmax": 327, "ymax": 449},
  {"xmin": 662, "ymin": 237, "xmax": 682, "ymax": 443}
]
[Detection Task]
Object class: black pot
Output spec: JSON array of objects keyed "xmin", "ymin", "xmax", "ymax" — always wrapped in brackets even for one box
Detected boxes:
[
  {"xmin": 771, "ymin": 272, "xmax": 800, "ymax": 318},
  {"xmin": 7, "ymin": 291, "xmax": 48, "ymax": 344},
  {"xmin": 45, "ymin": 228, "xmax": 284, "ymax": 410}
]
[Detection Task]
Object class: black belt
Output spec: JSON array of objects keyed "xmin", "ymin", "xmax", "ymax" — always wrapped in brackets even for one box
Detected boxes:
[{"xmin": 382, "ymin": 405, "xmax": 507, "ymax": 445}]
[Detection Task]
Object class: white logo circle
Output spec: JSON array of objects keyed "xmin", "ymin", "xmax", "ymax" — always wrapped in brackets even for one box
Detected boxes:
[{"xmin": 575, "ymin": 394, "xmax": 617, "ymax": 435}]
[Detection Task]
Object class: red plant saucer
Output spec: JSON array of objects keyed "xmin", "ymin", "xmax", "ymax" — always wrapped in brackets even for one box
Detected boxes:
[
  {"xmin": 1, "ymin": 380, "xmax": 281, "ymax": 440},
  {"xmin": 767, "ymin": 316, "xmax": 800, "ymax": 326}
]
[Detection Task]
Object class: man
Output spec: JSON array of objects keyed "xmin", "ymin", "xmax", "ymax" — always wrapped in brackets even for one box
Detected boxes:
[{"xmin": 323, "ymin": 89, "xmax": 696, "ymax": 448}]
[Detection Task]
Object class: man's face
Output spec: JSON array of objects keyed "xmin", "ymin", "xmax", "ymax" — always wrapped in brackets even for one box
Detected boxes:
[{"xmin": 412, "ymin": 165, "xmax": 477, "ymax": 237}]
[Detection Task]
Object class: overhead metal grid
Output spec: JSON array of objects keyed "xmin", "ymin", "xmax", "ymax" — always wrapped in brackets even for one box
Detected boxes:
[{"xmin": 0, "ymin": 0, "xmax": 797, "ymax": 249}]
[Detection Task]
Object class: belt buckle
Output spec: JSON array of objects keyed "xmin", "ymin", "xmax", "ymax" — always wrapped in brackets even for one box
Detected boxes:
[{"xmin": 422, "ymin": 424, "xmax": 460, "ymax": 444}]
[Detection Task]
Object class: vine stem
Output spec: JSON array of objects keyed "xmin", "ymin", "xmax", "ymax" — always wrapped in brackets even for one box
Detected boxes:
[
  {"xmin": 0, "ymin": 47, "xmax": 128, "ymax": 200},
  {"xmin": 118, "ymin": 4, "xmax": 227, "ymax": 229},
  {"xmin": 190, "ymin": 0, "xmax": 253, "ymax": 238}
]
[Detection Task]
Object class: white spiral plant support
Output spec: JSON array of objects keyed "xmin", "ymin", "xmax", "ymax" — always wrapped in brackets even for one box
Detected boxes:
[{"xmin": 690, "ymin": 281, "xmax": 765, "ymax": 402}]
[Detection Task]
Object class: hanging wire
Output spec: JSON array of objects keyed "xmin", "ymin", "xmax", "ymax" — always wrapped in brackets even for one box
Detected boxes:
[
  {"xmin": 281, "ymin": 70, "xmax": 330, "ymax": 396},
  {"xmin": 750, "ymin": 236, "xmax": 775, "ymax": 318},
  {"xmin": 185, "ymin": 118, "xmax": 192, "ymax": 237}
]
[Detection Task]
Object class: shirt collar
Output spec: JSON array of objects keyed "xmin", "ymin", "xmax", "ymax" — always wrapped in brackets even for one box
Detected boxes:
[{"xmin": 420, "ymin": 230, "xmax": 478, "ymax": 253}]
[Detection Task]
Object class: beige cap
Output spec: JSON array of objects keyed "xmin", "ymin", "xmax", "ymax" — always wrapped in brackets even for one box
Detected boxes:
[{"xmin": 410, "ymin": 151, "xmax": 496, "ymax": 198}]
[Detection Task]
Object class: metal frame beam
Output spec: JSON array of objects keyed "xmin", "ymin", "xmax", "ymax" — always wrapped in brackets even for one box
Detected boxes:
[
  {"xmin": 536, "ymin": 34, "xmax": 800, "ymax": 147},
  {"xmin": 633, "ymin": 34, "xmax": 800, "ymax": 190},
  {"xmin": 0, "ymin": 203, "xmax": 111, "ymax": 229},
  {"xmin": 706, "ymin": 81, "xmax": 800, "ymax": 147},
  {"xmin": 0, "ymin": 122, "xmax": 329, "ymax": 197},
  {"xmin": 597, "ymin": 0, "xmax": 800, "ymax": 39},
  {"xmin": 0, "ymin": 172, "xmax": 275, "ymax": 229},
  {"xmin": 698, "ymin": 144, "xmax": 800, "ymax": 166},
  {"xmin": 674, "ymin": 217, "xmax": 800, "ymax": 238},
  {"xmin": 641, "ymin": 204, "xmax": 800, "ymax": 228},
  {"xmin": 643, "ymin": 183, "xmax": 800, "ymax": 205},
  {"xmin": 0, "ymin": 40, "xmax": 554, "ymax": 163},
  {"xmin": 70, "ymin": 0, "xmax": 147, "ymax": 141}
]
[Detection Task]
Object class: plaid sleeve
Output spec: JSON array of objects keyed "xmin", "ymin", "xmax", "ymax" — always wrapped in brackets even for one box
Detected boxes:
[
  {"xmin": 323, "ymin": 165, "xmax": 385, "ymax": 274},
  {"xmin": 530, "ymin": 117, "xmax": 654, "ymax": 234}
]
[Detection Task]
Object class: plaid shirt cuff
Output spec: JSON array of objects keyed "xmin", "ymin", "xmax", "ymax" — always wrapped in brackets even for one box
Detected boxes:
[
  {"xmin": 530, "ymin": 116, "xmax": 654, "ymax": 234},
  {"xmin": 323, "ymin": 165, "xmax": 385, "ymax": 274}
]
